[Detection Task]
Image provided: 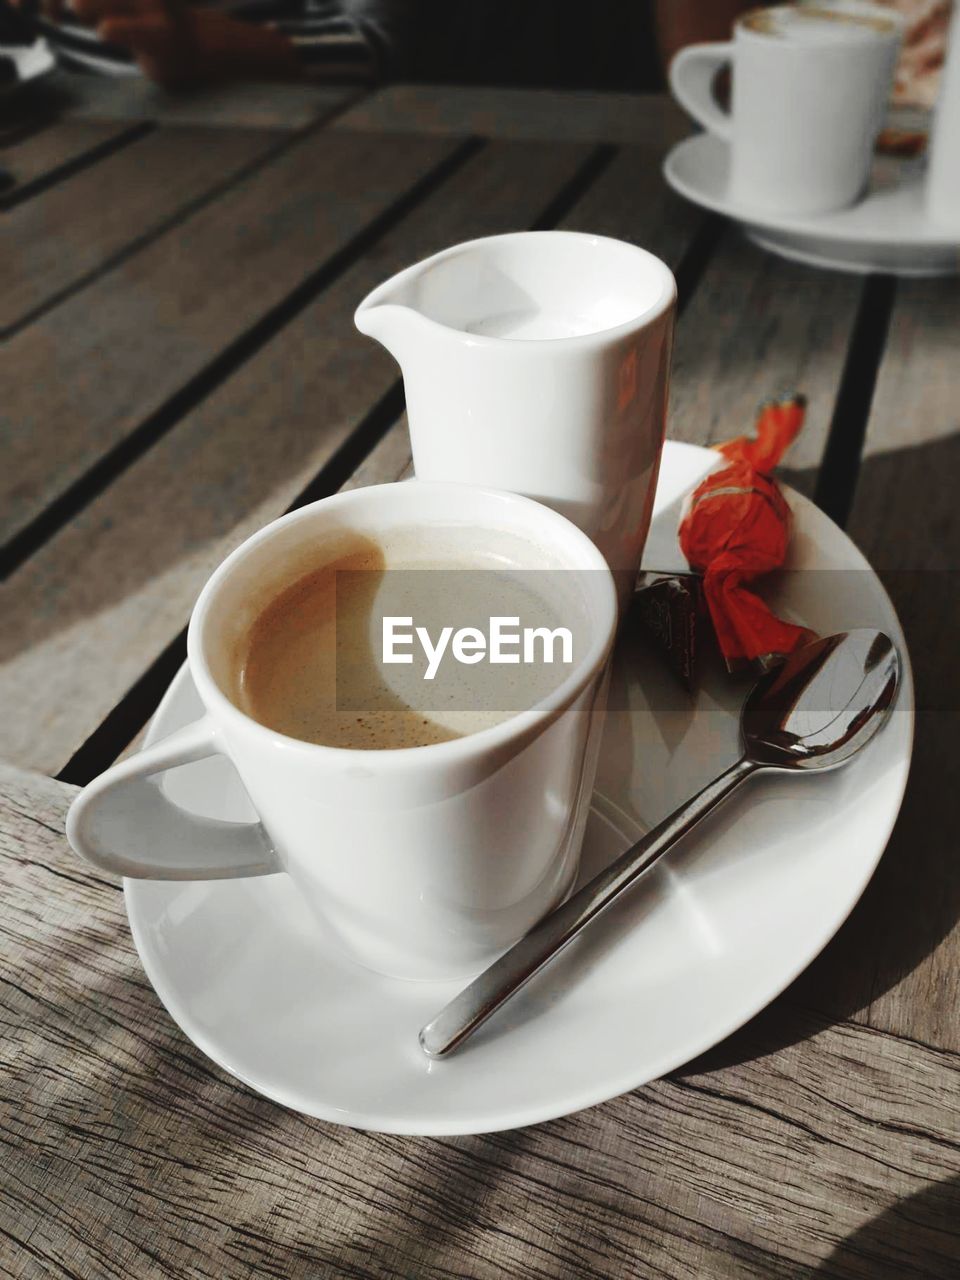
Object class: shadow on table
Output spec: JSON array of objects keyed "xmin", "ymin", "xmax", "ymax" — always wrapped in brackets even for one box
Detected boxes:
[
  {"xmin": 679, "ymin": 436, "xmax": 960, "ymax": 1075},
  {"xmin": 816, "ymin": 1174, "xmax": 960, "ymax": 1280},
  {"xmin": 29, "ymin": 957, "xmax": 643, "ymax": 1276},
  {"xmin": 13, "ymin": 896, "xmax": 955, "ymax": 1280},
  {"xmin": 0, "ymin": 75, "xmax": 77, "ymax": 139}
]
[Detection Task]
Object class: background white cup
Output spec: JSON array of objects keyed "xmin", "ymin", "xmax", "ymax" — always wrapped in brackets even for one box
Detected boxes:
[
  {"xmin": 355, "ymin": 231, "xmax": 676, "ymax": 606},
  {"xmin": 927, "ymin": 8, "xmax": 960, "ymax": 229},
  {"xmin": 67, "ymin": 483, "xmax": 617, "ymax": 982},
  {"xmin": 670, "ymin": 2, "xmax": 902, "ymax": 217}
]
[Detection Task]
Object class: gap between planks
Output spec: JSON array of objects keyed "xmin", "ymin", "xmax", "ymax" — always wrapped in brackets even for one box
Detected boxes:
[{"xmin": 0, "ymin": 120, "xmax": 154, "ymax": 213}]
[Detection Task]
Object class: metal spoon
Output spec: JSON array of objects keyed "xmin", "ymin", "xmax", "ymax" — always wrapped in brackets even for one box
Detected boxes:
[{"xmin": 419, "ymin": 628, "xmax": 901, "ymax": 1059}]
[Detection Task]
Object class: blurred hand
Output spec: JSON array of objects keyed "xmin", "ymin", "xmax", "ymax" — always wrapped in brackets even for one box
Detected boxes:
[
  {"xmin": 11, "ymin": 0, "xmax": 68, "ymax": 23},
  {"xmin": 39, "ymin": 0, "xmax": 301, "ymax": 87}
]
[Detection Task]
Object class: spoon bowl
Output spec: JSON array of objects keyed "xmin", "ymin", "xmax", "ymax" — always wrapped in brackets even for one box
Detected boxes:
[{"xmin": 742, "ymin": 629, "xmax": 901, "ymax": 770}]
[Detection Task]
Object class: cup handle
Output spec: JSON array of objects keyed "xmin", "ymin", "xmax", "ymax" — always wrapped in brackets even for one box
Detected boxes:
[
  {"xmin": 669, "ymin": 42, "xmax": 734, "ymax": 141},
  {"xmin": 66, "ymin": 717, "xmax": 281, "ymax": 880}
]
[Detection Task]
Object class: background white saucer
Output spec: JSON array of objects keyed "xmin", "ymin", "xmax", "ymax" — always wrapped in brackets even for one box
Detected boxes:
[
  {"xmin": 664, "ymin": 132, "xmax": 959, "ymax": 277},
  {"xmin": 125, "ymin": 442, "xmax": 914, "ymax": 1135}
]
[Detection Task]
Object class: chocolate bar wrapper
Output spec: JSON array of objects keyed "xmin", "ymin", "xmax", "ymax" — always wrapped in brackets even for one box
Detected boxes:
[{"xmin": 631, "ymin": 571, "xmax": 704, "ymax": 691}]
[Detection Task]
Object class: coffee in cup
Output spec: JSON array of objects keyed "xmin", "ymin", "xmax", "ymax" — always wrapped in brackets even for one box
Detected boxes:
[{"xmin": 235, "ymin": 524, "xmax": 581, "ymax": 751}]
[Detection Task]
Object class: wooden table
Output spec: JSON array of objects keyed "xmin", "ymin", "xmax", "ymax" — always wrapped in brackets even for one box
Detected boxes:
[{"xmin": 2, "ymin": 76, "xmax": 958, "ymax": 1279}]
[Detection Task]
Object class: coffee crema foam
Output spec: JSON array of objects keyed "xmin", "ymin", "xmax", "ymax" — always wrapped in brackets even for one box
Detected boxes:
[
  {"xmin": 742, "ymin": 5, "xmax": 896, "ymax": 40},
  {"xmin": 235, "ymin": 526, "xmax": 579, "ymax": 751}
]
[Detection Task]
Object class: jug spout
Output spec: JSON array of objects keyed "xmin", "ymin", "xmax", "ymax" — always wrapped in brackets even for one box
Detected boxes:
[{"xmin": 354, "ymin": 299, "xmax": 433, "ymax": 368}]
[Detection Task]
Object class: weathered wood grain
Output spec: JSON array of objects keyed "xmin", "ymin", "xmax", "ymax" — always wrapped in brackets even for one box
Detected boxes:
[
  {"xmin": 1, "ymin": 763, "xmax": 958, "ymax": 1279},
  {"xmin": 845, "ymin": 278, "xmax": 959, "ymax": 573},
  {"xmin": 2, "ymin": 125, "xmax": 286, "ymax": 336},
  {"xmin": 1, "ymin": 128, "xmax": 457, "ymax": 550},
  {"xmin": 557, "ymin": 143, "xmax": 704, "ymax": 270},
  {"xmin": 341, "ymin": 413, "xmax": 414, "ymax": 491},
  {"xmin": 0, "ymin": 119, "xmax": 134, "ymax": 200},
  {"xmin": 335, "ymin": 83, "xmax": 690, "ymax": 145},
  {"xmin": 54, "ymin": 68, "xmax": 357, "ymax": 130},
  {"xmin": 789, "ymin": 278, "xmax": 960, "ymax": 1055},
  {"xmin": 0, "ymin": 139, "xmax": 598, "ymax": 773},
  {"xmin": 668, "ymin": 228, "xmax": 864, "ymax": 495}
]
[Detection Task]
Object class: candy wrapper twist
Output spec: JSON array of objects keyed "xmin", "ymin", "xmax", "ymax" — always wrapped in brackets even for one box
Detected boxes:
[{"xmin": 678, "ymin": 396, "xmax": 816, "ymax": 672}]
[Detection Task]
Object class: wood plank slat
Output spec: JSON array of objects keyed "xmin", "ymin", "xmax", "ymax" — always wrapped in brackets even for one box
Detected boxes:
[
  {"xmin": 2, "ymin": 125, "xmax": 289, "ymax": 336},
  {"xmin": 0, "ymin": 762, "xmax": 958, "ymax": 1279},
  {"xmin": 0, "ymin": 128, "xmax": 460, "ymax": 553},
  {"xmin": 789, "ymin": 277, "xmax": 960, "ymax": 1055},
  {"xmin": 341, "ymin": 413, "xmax": 414, "ymax": 491},
  {"xmin": 0, "ymin": 118, "xmax": 140, "ymax": 205},
  {"xmin": 556, "ymin": 143, "xmax": 704, "ymax": 273},
  {"xmin": 666, "ymin": 229, "xmax": 865, "ymax": 496},
  {"xmin": 845, "ymin": 278, "xmax": 959, "ymax": 575},
  {"xmin": 335, "ymin": 83, "xmax": 691, "ymax": 146},
  {"xmin": 0, "ymin": 138, "xmax": 604, "ymax": 775}
]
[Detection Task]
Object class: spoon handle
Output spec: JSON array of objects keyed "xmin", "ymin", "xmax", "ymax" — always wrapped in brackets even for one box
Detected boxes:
[{"xmin": 419, "ymin": 756, "xmax": 759, "ymax": 1060}]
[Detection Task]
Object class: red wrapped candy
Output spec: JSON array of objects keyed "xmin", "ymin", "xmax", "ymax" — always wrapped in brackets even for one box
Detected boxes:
[{"xmin": 679, "ymin": 396, "xmax": 816, "ymax": 672}]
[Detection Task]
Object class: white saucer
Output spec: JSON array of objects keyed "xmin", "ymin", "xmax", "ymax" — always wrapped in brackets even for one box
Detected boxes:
[
  {"xmin": 664, "ymin": 132, "xmax": 960, "ymax": 277},
  {"xmin": 125, "ymin": 442, "xmax": 914, "ymax": 1135}
]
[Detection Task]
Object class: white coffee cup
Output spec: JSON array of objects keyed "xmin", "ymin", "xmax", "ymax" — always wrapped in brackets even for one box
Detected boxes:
[
  {"xmin": 354, "ymin": 231, "xmax": 676, "ymax": 606},
  {"xmin": 670, "ymin": 2, "xmax": 902, "ymax": 217},
  {"xmin": 927, "ymin": 8, "xmax": 960, "ymax": 229},
  {"xmin": 66, "ymin": 482, "xmax": 617, "ymax": 981}
]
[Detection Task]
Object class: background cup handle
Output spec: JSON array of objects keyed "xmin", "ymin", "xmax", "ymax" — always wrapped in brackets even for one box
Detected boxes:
[
  {"xmin": 66, "ymin": 717, "xmax": 281, "ymax": 880},
  {"xmin": 669, "ymin": 42, "xmax": 734, "ymax": 141}
]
